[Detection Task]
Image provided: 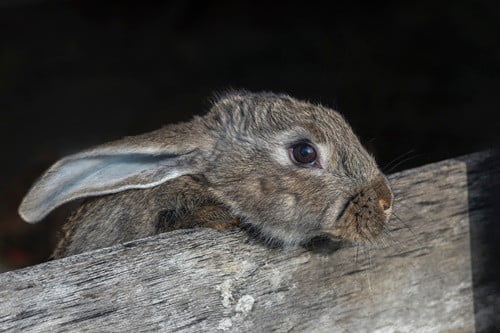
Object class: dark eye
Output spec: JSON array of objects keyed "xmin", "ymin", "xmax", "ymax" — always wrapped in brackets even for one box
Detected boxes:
[{"xmin": 289, "ymin": 143, "xmax": 319, "ymax": 167}]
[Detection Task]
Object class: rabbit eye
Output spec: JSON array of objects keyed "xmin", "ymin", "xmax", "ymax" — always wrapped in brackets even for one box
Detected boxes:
[{"xmin": 289, "ymin": 143, "xmax": 320, "ymax": 167}]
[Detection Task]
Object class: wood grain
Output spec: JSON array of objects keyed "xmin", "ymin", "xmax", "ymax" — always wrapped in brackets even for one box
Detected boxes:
[{"xmin": 0, "ymin": 152, "xmax": 498, "ymax": 332}]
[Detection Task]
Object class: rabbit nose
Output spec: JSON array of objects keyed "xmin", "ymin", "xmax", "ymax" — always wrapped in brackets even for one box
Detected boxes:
[
  {"xmin": 371, "ymin": 178, "xmax": 393, "ymax": 215},
  {"xmin": 379, "ymin": 198, "xmax": 391, "ymax": 214}
]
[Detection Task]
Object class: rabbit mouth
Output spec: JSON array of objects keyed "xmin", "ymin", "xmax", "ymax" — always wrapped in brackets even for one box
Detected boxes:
[{"xmin": 321, "ymin": 177, "xmax": 393, "ymax": 243}]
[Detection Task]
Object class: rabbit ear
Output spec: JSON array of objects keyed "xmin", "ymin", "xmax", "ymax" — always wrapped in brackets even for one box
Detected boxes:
[{"xmin": 19, "ymin": 129, "xmax": 206, "ymax": 223}]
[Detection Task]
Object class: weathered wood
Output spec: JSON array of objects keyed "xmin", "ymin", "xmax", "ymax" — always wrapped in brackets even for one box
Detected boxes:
[{"xmin": 0, "ymin": 152, "xmax": 498, "ymax": 332}]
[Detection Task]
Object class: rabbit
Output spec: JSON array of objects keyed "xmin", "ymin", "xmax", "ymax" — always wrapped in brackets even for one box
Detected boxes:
[{"xmin": 18, "ymin": 90, "xmax": 393, "ymax": 258}]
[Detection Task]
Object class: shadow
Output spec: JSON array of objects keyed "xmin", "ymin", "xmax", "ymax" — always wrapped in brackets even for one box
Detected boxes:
[
  {"xmin": 240, "ymin": 224, "xmax": 349, "ymax": 254},
  {"xmin": 302, "ymin": 235, "xmax": 352, "ymax": 255},
  {"xmin": 466, "ymin": 150, "xmax": 500, "ymax": 332}
]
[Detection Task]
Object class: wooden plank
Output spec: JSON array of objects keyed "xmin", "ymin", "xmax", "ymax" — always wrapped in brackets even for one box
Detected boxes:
[{"xmin": 0, "ymin": 152, "xmax": 498, "ymax": 332}]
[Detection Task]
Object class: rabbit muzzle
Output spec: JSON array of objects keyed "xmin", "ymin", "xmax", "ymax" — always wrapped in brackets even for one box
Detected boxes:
[{"xmin": 323, "ymin": 177, "xmax": 393, "ymax": 243}]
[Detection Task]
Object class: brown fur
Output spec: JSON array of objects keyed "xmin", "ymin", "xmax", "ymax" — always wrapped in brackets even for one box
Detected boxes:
[{"xmin": 19, "ymin": 90, "xmax": 393, "ymax": 258}]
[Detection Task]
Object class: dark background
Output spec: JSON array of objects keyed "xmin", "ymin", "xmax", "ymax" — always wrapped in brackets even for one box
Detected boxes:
[{"xmin": 0, "ymin": 0, "xmax": 498, "ymax": 272}]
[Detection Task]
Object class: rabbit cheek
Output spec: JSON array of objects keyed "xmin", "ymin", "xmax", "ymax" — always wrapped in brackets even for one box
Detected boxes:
[{"xmin": 259, "ymin": 178, "xmax": 277, "ymax": 195}]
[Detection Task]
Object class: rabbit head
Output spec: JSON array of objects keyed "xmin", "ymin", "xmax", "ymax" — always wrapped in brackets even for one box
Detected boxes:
[{"xmin": 19, "ymin": 91, "xmax": 393, "ymax": 247}]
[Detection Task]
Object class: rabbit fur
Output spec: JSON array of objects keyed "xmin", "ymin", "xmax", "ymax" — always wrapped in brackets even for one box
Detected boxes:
[{"xmin": 19, "ymin": 91, "xmax": 393, "ymax": 258}]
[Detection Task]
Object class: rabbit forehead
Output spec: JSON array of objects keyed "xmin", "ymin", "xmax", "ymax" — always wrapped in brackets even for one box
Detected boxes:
[{"xmin": 211, "ymin": 92, "xmax": 356, "ymax": 144}]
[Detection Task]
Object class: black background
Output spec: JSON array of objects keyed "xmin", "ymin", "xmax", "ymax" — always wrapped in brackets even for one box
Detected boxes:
[{"xmin": 1, "ymin": 0, "xmax": 499, "ymax": 271}]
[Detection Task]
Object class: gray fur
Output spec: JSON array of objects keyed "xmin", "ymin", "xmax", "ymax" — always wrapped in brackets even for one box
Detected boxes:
[{"xmin": 19, "ymin": 90, "xmax": 393, "ymax": 258}]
